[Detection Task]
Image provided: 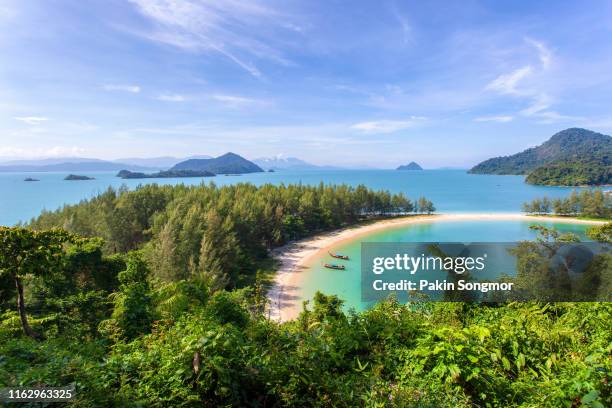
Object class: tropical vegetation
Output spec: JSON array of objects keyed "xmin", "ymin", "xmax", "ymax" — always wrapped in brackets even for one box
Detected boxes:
[
  {"xmin": 470, "ymin": 128, "xmax": 612, "ymax": 186},
  {"xmin": 1, "ymin": 183, "xmax": 610, "ymax": 406},
  {"xmin": 521, "ymin": 190, "xmax": 611, "ymax": 219}
]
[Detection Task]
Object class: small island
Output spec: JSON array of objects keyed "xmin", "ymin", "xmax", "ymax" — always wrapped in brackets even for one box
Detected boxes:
[
  {"xmin": 24, "ymin": 177, "xmax": 40, "ymax": 182},
  {"xmin": 397, "ymin": 161, "xmax": 423, "ymax": 171},
  {"xmin": 116, "ymin": 169, "xmax": 215, "ymax": 179},
  {"xmin": 171, "ymin": 152, "xmax": 263, "ymax": 174},
  {"xmin": 64, "ymin": 174, "xmax": 95, "ymax": 181}
]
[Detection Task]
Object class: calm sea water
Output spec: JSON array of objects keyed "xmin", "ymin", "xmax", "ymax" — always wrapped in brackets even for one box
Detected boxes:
[
  {"xmin": 299, "ymin": 219, "xmax": 592, "ymax": 312},
  {"xmin": 0, "ymin": 169, "xmax": 597, "ymax": 226}
]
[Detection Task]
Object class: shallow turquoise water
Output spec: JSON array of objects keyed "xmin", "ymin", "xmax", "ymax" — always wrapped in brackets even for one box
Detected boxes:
[
  {"xmin": 0, "ymin": 169, "xmax": 598, "ymax": 225},
  {"xmin": 299, "ymin": 219, "xmax": 591, "ymax": 312}
]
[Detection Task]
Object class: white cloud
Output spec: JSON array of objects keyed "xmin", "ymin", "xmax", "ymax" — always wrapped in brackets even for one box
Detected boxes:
[
  {"xmin": 525, "ymin": 38, "xmax": 552, "ymax": 70},
  {"xmin": 103, "ymin": 84, "xmax": 141, "ymax": 93},
  {"xmin": 157, "ymin": 94, "xmax": 186, "ymax": 102},
  {"xmin": 519, "ymin": 94, "xmax": 551, "ymax": 116},
  {"xmin": 211, "ymin": 94, "xmax": 266, "ymax": 108},
  {"xmin": 484, "ymin": 39, "xmax": 575, "ymax": 124},
  {"xmin": 13, "ymin": 116, "xmax": 49, "ymax": 125},
  {"xmin": 519, "ymin": 95, "xmax": 582, "ymax": 123},
  {"xmin": 528, "ymin": 110, "xmax": 583, "ymax": 124},
  {"xmin": 351, "ymin": 117, "xmax": 426, "ymax": 134},
  {"xmin": 485, "ymin": 66, "xmax": 532, "ymax": 95},
  {"xmin": 127, "ymin": 0, "xmax": 299, "ymax": 78},
  {"xmin": 474, "ymin": 115, "xmax": 513, "ymax": 123}
]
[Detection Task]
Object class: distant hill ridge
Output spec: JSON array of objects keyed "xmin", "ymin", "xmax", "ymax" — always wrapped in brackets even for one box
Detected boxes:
[
  {"xmin": 469, "ymin": 128, "xmax": 612, "ymax": 186},
  {"xmin": 117, "ymin": 169, "xmax": 215, "ymax": 179},
  {"xmin": 0, "ymin": 160, "xmax": 156, "ymax": 172},
  {"xmin": 171, "ymin": 152, "xmax": 264, "ymax": 174}
]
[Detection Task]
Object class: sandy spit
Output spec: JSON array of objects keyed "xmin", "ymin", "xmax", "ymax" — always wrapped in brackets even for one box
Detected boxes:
[{"xmin": 266, "ymin": 213, "xmax": 607, "ymax": 322}]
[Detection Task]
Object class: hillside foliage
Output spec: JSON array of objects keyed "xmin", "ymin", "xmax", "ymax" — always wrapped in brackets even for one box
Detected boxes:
[
  {"xmin": 0, "ymin": 224, "xmax": 610, "ymax": 406},
  {"xmin": 470, "ymin": 128, "xmax": 612, "ymax": 186},
  {"xmin": 1, "ymin": 184, "xmax": 610, "ymax": 406}
]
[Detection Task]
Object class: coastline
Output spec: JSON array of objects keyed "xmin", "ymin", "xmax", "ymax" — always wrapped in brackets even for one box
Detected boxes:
[{"xmin": 267, "ymin": 213, "xmax": 607, "ymax": 322}]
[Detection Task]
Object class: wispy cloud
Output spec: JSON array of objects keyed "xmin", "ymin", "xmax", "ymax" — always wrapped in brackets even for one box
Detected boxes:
[
  {"xmin": 525, "ymin": 37, "xmax": 552, "ymax": 70},
  {"xmin": 485, "ymin": 37, "xmax": 577, "ymax": 124},
  {"xmin": 518, "ymin": 94, "xmax": 582, "ymax": 123},
  {"xmin": 485, "ymin": 66, "xmax": 532, "ymax": 95},
  {"xmin": 211, "ymin": 94, "xmax": 267, "ymax": 108},
  {"xmin": 474, "ymin": 115, "xmax": 513, "ymax": 123},
  {"xmin": 127, "ymin": 0, "xmax": 300, "ymax": 78},
  {"xmin": 13, "ymin": 116, "xmax": 49, "ymax": 125},
  {"xmin": 157, "ymin": 94, "xmax": 186, "ymax": 102},
  {"xmin": 103, "ymin": 84, "xmax": 141, "ymax": 93},
  {"xmin": 519, "ymin": 94, "xmax": 552, "ymax": 116},
  {"xmin": 485, "ymin": 38, "xmax": 552, "ymax": 97},
  {"xmin": 389, "ymin": 2, "xmax": 412, "ymax": 45},
  {"xmin": 351, "ymin": 117, "xmax": 425, "ymax": 134}
]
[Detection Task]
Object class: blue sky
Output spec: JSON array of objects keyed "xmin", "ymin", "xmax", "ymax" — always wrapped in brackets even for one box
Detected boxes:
[{"xmin": 1, "ymin": 0, "xmax": 612, "ymax": 168}]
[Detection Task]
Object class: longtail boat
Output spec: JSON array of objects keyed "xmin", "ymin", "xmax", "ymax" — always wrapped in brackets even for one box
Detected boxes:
[
  {"xmin": 329, "ymin": 251, "xmax": 349, "ymax": 260},
  {"xmin": 324, "ymin": 263, "xmax": 345, "ymax": 270}
]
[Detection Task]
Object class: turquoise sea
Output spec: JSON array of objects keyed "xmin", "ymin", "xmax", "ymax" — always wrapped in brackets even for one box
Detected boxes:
[
  {"xmin": 298, "ymin": 219, "xmax": 592, "ymax": 312},
  {"xmin": 0, "ymin": 169, "xmax": 598, "ymax": 226}
]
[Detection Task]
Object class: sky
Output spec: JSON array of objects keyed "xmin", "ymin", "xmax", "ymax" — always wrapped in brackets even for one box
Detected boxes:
[{"xmin": 1, "ymin": 0, "xmax": 612, "ymax": 168}]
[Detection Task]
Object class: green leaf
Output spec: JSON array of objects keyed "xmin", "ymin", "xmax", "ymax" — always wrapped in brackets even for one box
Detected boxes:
[
  {"xmin": 516, "ymin": 353, "xmax": 526, "ymax": 370},
  {"xmin": 581, "ymin": 390, "xmax": 599, "ymax": 404},
  {"xmin": 502, "ymin": 357, "xmax": 511, "ymax": 371}
]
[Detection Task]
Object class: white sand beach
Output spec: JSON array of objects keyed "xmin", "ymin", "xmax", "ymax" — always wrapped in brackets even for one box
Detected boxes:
[{"xmin": 267, "ymin": 213, "xmax": 607, "ymax": 322}]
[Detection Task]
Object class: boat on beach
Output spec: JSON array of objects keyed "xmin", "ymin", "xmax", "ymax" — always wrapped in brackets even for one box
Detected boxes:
[
  {"xmin": 324, "ymin": 263, "xmax": 345, "ymax": 270},
  {"xmin": 328, "ymin": 251, "xmax": 349, "ymax": 260}
]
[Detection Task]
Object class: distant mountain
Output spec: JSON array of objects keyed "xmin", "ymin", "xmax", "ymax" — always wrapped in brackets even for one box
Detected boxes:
[
  {"xmin": 396, "ymin": 162, "xmax": 423, "ymax": 171},
  {"xmin": 0, "ymin": 157, "xmax": 103, "ymax": 166},
  {"xmin": 113, "ymin": 155, "xmax": 212, "ymax": 169},
  {"xmin": 0, "ymin": 160, "xmax": 156, "ymax": 172},
  {"xmin": 252, "ymin": 156, "xmax": 340, "ymax": 171},
  {"xmin": 117, "ymin": 169, "xmax": 215, "ymax": 179},
  {"xmin": 171, "ymin": 152, "xmax": 264, "ymax": 174},
  {"xmin": 469, "ymin": 128, "xmax": 612, "ymax": 186},
  {"xmin": 0, "ymin": 155, "xmax": 213, "ymax": 172}
]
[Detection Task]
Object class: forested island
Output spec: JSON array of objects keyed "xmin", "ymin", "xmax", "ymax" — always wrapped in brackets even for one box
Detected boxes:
[
  {"xmin": 170, "ymin": 152, "xmax": 263, "ymax": 174},
  {"xmin": 117, "ymin": 169, "xmax": 215, "ymax": 179},
  {"xmin": 1, "ymin": 182, "xmax": 610, "ymax": 406},
  {"xmin": 470, "ymin": 128, "xmax": 612, "ymax": 186},
  {"xmin": 64, "ymin": 174, "xmax": 94, "ymax": 180}
]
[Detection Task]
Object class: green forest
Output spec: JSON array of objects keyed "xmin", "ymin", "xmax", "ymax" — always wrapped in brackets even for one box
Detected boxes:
[
  {"xmin": 1, "ymin": 183, "xmax": 610, "ymax": 407},
  {"xmin": 525, "ymin": 159, "xmax": 612, "ymax": 186},
  {"xmin": 522, "ymin": 190, "xmax": 611, "ymax": 219},
  {"xmin": 470, "ymin": 128, "xmax": 612, "ymax": 186}
]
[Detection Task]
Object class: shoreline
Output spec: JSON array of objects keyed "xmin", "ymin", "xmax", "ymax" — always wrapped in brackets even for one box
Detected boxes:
[{"xmin": 267, "ymin": 213, "xmax": 607, "ymax": 322}]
